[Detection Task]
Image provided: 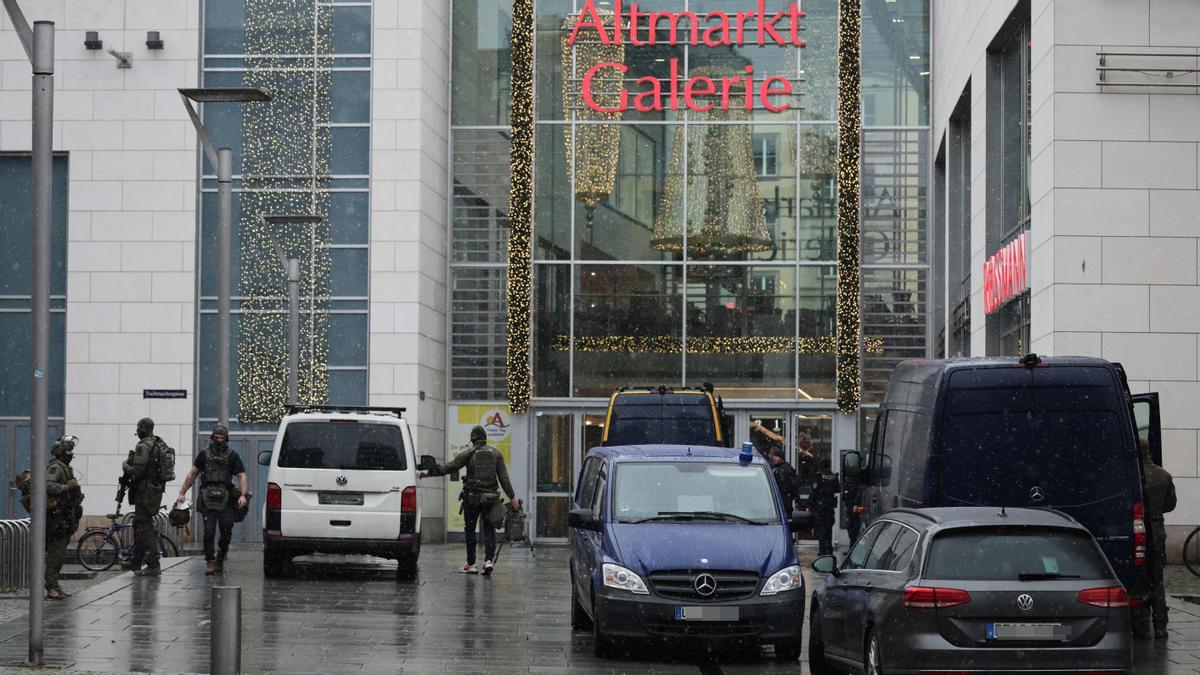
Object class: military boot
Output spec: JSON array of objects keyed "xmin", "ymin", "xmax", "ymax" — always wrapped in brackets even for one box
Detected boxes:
[
  {"xmin": 45, "ymin": 586, "xmax": 66, "ymax": 601},
  {"xmin": 214, "ymin": 557, "xmax": 225, "ymax": 574},
  {"xmin": 205, "ymin": 559, "xmax": 220, "ymax": 575},
  {"xmin": 134, "ymin": 566, "xmax": 161, "ymax": 577}
]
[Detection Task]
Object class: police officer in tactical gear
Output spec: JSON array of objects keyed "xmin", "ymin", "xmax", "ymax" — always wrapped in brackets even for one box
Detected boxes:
[
  {"xmin": 122, "ymin": 417, "xmax": 166, "ymax": 576},
  {"xmin": 807, "ymin": 459, "xmax": 840, "ymax": 556},
  {"xmin": 1133, "ymin": 439, "xmax": 1177, "ymax": 640},
  {"xmin": 768, "ymin": 447, "xmax": 799, "ymax": 519},
  {"xmin": 45, "ymin": 435, "xmax": 84, "ymax": 600},
  {"xmin": 419, "ymin": 425, "xmax": 520, "ymax": 575},
  {"xmin": 177, "ymin": 425, "xmax": 248, "ymax": 575}
]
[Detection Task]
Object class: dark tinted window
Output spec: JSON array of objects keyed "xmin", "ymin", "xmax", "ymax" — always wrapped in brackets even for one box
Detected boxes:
[
  {"xmin": 605, "ymin": 393, "xmax": 719, "ymax": 446},
  {"xmin": 591, "ymin": 467, "xmax": 607, "ymax": 520},
  {"xmin": 939, "ymin": 367, "xmax": 1133, "ymax": 506},
  {"xmin": 279, "ymin": 421, "xmax": 406, "ymax": 470},
  {"xmin": 846, "ymin": 521, "xmax": 890, "ymax": 570},
  {"xmin": 864, "ymin": 522, "xmax": 901, "ymax": 569},
  {"xmin": 925, "ymin": 527, "xmax": 1112, "ymax": 581},
  {"xmin": 577, "ymin": 457, "xmax": 601, "ymax": 509},
  {"xmin": 882, "ymin": 527, "xmax": 920, "ymax": 572}
]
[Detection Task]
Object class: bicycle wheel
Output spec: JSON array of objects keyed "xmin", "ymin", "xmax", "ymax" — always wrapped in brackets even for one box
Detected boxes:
[
  {"xmin": 1185, "ymin": 527, "xmax": 1200, "ymax": 578},
  {"xmin": 157, "ymin": 533, "xmax": 179, "ymax": 559},
  {"xmin": 77, "ymin": 530, "xmax": 119, "ymax": 571}
]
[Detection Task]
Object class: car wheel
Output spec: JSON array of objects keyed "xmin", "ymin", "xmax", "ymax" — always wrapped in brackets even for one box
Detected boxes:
[
  {"xmin": 809, "ymin": 604, "xmax": 831, "ymax": 674},
  {"xmin": 864, "ymin": 631, "xmax": 883, "ymax": 675},
  {"xmin": 591, "ymin": 599, "xmax": 612, "ymax": 658},
  {"xmin": 396, "ymin": 552, "xmax": 418, "ymax": 581},
  {"xmin": 570, "ymin": 575, "xmax": 593, "ymax": 631}
]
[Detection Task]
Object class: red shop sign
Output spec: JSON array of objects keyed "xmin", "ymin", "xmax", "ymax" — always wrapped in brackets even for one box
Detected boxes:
[{"xmin": 983, "ymin": 232, "xmax": 1029, "ymax": 315}]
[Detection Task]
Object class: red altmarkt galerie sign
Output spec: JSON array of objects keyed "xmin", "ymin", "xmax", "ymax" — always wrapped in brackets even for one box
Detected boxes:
[
  {"xmin": 568, "ymin": 0, "xmax": 806, "ymax": 114},
  {"xmin": 983, "ymin": 231, "xmax": 1029, "ymax": 314}
]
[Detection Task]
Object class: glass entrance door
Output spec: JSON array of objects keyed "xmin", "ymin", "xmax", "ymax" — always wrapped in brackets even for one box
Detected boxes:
[
  {"xmin": 532, "ymin": 410, "xmax": 605, "ymax": 541},
  {"xmin": 732, "ymin": 410, "xmax": 834, "ymax": 533}
]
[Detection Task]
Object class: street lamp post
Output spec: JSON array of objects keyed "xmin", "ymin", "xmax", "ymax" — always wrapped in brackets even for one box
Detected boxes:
[
  {"xmin": 2, "ymin": 0, "xmax": 53, "ymax": 664},
  {"xmin": 179, "ymin": 88, "xmax": 271, "ymax": 427},
  {"xmin": 260, "ymin": 214, "xmax": 323, "ymax": 406}
]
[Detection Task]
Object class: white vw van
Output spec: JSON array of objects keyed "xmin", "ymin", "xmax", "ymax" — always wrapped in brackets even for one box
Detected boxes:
[{"xmin": 258, "ymin": 405, "xmax": 421, "ymax": 578}]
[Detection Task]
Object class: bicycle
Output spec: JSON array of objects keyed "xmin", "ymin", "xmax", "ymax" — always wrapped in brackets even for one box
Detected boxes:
[
  {"xmin": 76, "ymin": 505, "xmax": 179, "ymax": 572},
  {"xmin": 1185, "ymin": 525, "xmax": 1200, "ymax": 577}
]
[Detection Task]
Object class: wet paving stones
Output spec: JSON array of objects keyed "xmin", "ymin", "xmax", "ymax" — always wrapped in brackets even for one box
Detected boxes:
[{"xmin": 0, "ymin": 544, "xmax": 1192, "ymax": 673}]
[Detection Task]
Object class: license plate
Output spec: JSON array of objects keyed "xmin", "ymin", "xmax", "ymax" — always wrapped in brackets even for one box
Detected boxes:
[
  {"xmin": 318, "ymin": 492, "xmax": 364, "ymax": 506},
  {"xmin": 986, "ymin": 622, "xmax": 1069, "ymax": 641},
  {"xmin": 675, "ymin": 606, "xmax": 739, "ymax": 622}
]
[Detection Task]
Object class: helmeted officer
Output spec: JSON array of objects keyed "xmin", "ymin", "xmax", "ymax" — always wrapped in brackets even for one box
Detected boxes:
[
  {"xmin": 122, "ymin": 417, "xmax": 167, "ymax": 576},
  {"xmin": 45, "ymin": 435, "xmax": 84, "ymax": 600},
  {"xmin": 769, "ymin": 447, "xmax": 799, "ymax": 519},
  {"xmin": 177, "ymin": 425, "xmax": 249, "ymax": 575},
  {"xmin": 1133, "ymin": 440, "xmax": 1177, "ymax": 640},
  {"xmin": 807, "ymin": 460, "xmax": 840, "ymax": 556},
  {"xmin": 419, "ymin": 425, "xmax": 520, "ymax": 575}
]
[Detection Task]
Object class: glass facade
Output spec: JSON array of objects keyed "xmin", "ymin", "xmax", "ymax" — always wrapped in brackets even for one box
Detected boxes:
[{"xmin": 199, "ymin": 0, "xmax": 371, "ymax": 426}]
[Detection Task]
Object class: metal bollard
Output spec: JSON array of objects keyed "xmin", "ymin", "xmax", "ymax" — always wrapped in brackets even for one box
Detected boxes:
[{"xmin": 211, "ymin": 586, "xmax": 241, "ymax": 675}]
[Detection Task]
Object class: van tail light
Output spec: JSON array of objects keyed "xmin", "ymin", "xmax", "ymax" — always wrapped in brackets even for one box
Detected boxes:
[
  {"xmin": 267, "ymin": 482, "xmax": 282, "ymax": 509},
  {"xmin": 401, "ymin": 486, "xmax": 417, "ymax": 513},
  {"xmin": 904, "ymin": 586, "xmax": 970, "ymax": 609},
  {"xmin": 1078, "ymin": 586, "xmax": 1130, "ymax": 608},
  {"xmin": 1132, "ymin": 501, "xmax": 1147, "ymax": 567}
]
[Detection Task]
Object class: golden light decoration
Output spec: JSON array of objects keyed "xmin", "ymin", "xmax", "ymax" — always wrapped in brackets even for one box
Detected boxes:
[
  {"xmin": 556, "ymin": 335, "xmax": 884, "ymax": 355},
  {"xmin": 506, "ymin": 0, "xmax": 534, "ymax": 414},
  {"xmin": 561, "ymin": 12, "xmax": 624, "ymax": 224},
  {"xmin": 651, "ymin": 63, "xmax": 772, "ymax": 256},
  {"xmin": 836, "ymin": 0, "xmax": 862, "ymax": 413},
  {"xmin": 236, "ymin": 0, "xmax": 333, "ymax": 423}
]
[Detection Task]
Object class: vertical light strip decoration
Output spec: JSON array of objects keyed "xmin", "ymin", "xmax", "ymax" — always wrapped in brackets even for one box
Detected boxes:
[
  {"xmin": 506, "ymin": 0, "xmax": 534, "ymax": 414},
  {"xmin": 237, "ymin": 0, "xmax": 333, "ymax": 422},
  {"xmin": 836, "ymin": 0, "xmax": 862, "ymax": 413}
]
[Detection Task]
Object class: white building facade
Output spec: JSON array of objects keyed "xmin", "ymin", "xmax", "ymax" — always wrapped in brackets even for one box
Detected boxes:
[{"xmin": 931, "ymin": 0, "xmax": 1200, "ymax": 557}]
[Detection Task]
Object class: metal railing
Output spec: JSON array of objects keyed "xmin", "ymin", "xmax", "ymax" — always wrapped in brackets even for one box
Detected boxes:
[{"xmin": 0, "ymin": 519, "xmax": 32, "ymax": 590}]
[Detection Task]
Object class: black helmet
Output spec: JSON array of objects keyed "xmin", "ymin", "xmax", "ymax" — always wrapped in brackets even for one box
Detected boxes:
[
  {"xmin": 52, "ymin": 435, "xmax": 79, "ymax": 459},
  {"xmin": 169, "ymin": 498, "xmax": 191, "ymax": 528},
  {"xmin": 470, "ymin": 425, "xmax": 487, "ymax": 445},
  {"xmin": 136, "ymin": 417, "xmax": 155, "ymax": 438}
]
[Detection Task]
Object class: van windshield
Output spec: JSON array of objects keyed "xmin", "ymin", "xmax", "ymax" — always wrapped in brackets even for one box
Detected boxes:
[
  {"xmin": 612, "ymin": 462, "xmax": 779, "ymax": 524},
  {"xmin": 938, "ymin": 366, "xmax": 1132, "ymax": 507},
  {"xmin": 279, "ymin": 421, "xmax": 407, "ymax": 471},
  {"xmin": 605, "ymin": 393, "xmax": 719, "ymax": 446}
]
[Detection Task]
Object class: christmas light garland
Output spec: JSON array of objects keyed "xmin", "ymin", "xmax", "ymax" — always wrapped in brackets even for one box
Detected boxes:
[
  {"xmin": 555, "ymin": 335, "xmax": 884, "ymax": 355},
  {"xmin": 236, "ymin": 0, "xmax": 333, "ymax": 423},
  {"xmin": 835, "ymin": 0, "xmax": 862, "ymax": 413},
  {"xmin": 506, "ymin": 0, "xmax": 534, "ymax": 414}
]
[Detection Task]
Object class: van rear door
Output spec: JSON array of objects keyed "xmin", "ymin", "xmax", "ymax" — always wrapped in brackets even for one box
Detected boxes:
[
  {"xmin": 275, "ymin": 419, "xmax": 408, "ymax": 540},
  {"xmin": 933, "ymin": 365, "xmax": 1142, "ymax": 592}
]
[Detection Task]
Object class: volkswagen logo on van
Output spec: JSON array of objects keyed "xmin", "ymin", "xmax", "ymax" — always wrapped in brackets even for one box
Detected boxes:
[
  {"xmin": 1017, "ymin": 594, "xmax": 1035, "ymax": 611},
  {"xmin": 694, "ymin": 573, "xmax": 717, "ymax": 597},
  {"xmin": 1029, "ymin": 486, "xmax": 1045, "ymax": 502},
  {"xmin": 336, "ymin": 475, "xmax": 348, "ymax": 487}
]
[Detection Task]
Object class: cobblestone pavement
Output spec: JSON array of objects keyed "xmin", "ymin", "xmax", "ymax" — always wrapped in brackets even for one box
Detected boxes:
[{"xmin": 0, "ymin": 544, "xmax": 1192, "ymax": 673}]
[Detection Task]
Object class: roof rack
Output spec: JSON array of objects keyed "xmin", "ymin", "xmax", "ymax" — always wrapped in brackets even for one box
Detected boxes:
[
  {"xmin": 285, "ymin": 404, "xmax": 405, "ymax": 418},
  {"xmin": 615, "ymin": 385, "xmax": 714, "ymax": 394}
]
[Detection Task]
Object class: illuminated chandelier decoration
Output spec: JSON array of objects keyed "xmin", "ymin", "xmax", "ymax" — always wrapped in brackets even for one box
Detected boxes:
[
  {"xmin": 561, "ymin": 12, "xmax": 624, "ymax": 223},
  {"xmin": 236, "ymin": 0, "xmax": 333, "ymax": 423},
  {"xmin": 651, "ymin": 63, "xmax": 772, "ymax": 257}
]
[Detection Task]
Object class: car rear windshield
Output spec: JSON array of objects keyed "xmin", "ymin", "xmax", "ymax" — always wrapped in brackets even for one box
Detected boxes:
[
  {"xmin": 606, "ymin": 393, "xmax": 719, "ymax": 446},
  {"xmin": 612, "ymin": 462, "xmax": 779, "ymax": 523},
  {"xmin": 279, "ymin": 421, "xmax": 406, "ymax": 471},
  {"xmin": 924, "ymin": 527, "xmax": 1112, "ymax": 581},
  {"xmin": 939, "ymin": 366, "xmax": 1133, "ymax": 506}
]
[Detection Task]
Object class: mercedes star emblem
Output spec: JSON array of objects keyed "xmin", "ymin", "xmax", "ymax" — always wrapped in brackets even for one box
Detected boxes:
[
  {"xmin": 336, "ymin": 475, "xmax": 348, "ymax": 487},
  {"xmin": 1017, "ymin": 593, "xmax": 1034, "ymax": 611},
  {"xmin": 1029, "ymin": 486, "xmax": 1045, "ymax": 502},
  {"xmin": 694, "ymin": 573, "xmax": 717, "ymax": 597}
]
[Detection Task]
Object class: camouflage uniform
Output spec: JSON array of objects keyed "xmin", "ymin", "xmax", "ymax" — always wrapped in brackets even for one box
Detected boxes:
[
  {"xmin": 429, "ymin": 426, "xmax": 516, "ymax": 568},
  {"xmin": 1134, "ymin": 452, "xmax": 1177, "ymax": 639},
  {"xmin": 123, "ymin": 419, "xmax": 166, "ymax": 573},
  {"xmin": 46, "ymin": 448, "xmax": 83, "ymax": 596}
]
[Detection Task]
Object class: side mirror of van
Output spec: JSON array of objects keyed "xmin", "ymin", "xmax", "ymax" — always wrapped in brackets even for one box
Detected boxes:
[
  {"xmin": 812, "ymin": 555, "xmax": 838, "ymax": 576},
  {"xmin": 417, "ymin": 455, "xmax": 438, "ymax": 472},
  {"xmin": 789, "ymin": 511, "xmax": 812, "ymax": 532},
  {"xmin": 841, "ymin": 451, "xmax": 862, "ymax": 482},
  {"xmin": 568, "ymin": 507, "xmax": 601, "ymax": 532},
  {"xmin": 257, "ymin": 450, "xmax": 271, "ymax": 466}
]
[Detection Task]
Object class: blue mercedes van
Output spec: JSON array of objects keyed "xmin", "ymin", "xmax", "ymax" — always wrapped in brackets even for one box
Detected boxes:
[{"xmin": 568, "ymin": 445, "xmax": 811, "ymax": 659}]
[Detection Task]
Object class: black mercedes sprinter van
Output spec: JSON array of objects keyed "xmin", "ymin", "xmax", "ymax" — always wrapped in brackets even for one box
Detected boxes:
[{"xmin": 842, "ymin": 355, "xmax": 1162, "ymax": 603}]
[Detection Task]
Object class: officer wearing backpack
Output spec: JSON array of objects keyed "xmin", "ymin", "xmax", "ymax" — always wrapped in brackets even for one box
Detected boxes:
[
  {"xmin": 176, "ymin": 425, "xmax": 248, "ymax": 575},
  {"xmin": 419, "ymin": 425, "xmax": 521, "ymax": 575},
  {"xmin": 45, "ymin": 435, "xmax": 84, "ymax": 599},
  {"xmin": 122, "ymin": 417, "xmax": 175, "ymax": 576}
]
